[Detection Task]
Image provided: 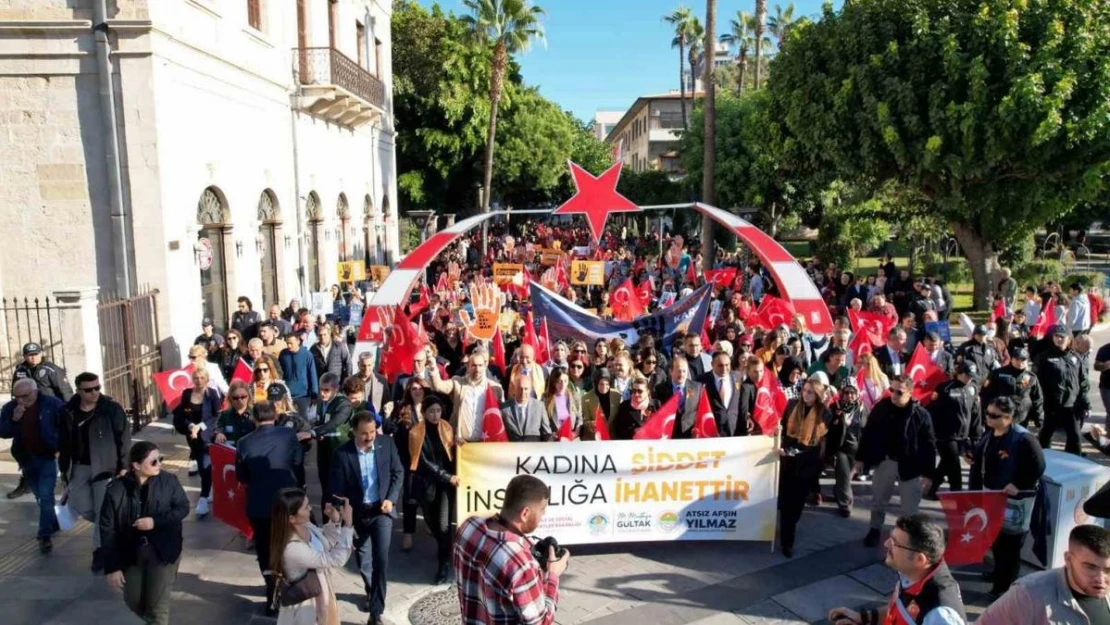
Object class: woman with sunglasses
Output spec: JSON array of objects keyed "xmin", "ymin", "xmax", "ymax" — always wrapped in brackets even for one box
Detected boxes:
[
  {"xmin": 268, "ymin": 384, "xmax": 314, "ymax": 490},
  {"xmin": 610, "ymin": 379, "xmax": 658, "ymax": 440},
  {"xmin": 214, "ymin": 380, "xmax": 257, "ymax": 447},
  {"xmin": 252, "ymin": 354, "xmax": 287, "ymax": 403},
  {"xmin": 172, "ymin": 366, "xmax": 222, "ymax": 517},
  {"xmin": 215, "ymin": 329, "xmax": 248, "ymax": 384},
  {"xmin": 637, "ymin": 346, "xmax": 668, "ymax": 391},
  {"xmin": 99, "ymin": 441, "xmax": 189, "ymax": 625},
  {"xmin": 778, "ymin": 374, "xmax": 832, "ymax": 558},
  {"xmin": 186, "ymin": 344, "xmax": 229, "ymax": 395},
  {"xmin": 565, "ymin": 358, "xmax": 592, "ymax": 394}
]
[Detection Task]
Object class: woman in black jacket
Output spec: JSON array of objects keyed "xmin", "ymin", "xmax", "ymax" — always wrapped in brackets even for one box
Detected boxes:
[
  {"xmin": 389, "ymin": 376, "xmax": 429, "ymax": 552},
  {"xmin": 408, "ymin": 395, "xmax": 458, "ymax": 584},
  {"xmin": 214, "ymin": 329, "xmax": 247, "ymax": 384},
  {"xmin": 99, "ymin": 441, "xmax": 189, "ymax": 625},
  {"xmin": 778, "ymin": 375, "xmax": 832, "ymax": 558},
  {"xmin": 610, "ymin": 379, "xmax": 658, "ymax": 440},
  {"xmin": 172, "ymin": 367, "xmax": 223, "ymax": 517}
]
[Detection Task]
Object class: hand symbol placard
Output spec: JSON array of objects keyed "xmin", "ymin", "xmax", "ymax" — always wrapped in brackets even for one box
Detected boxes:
[{"xmin": 459, "ymin": 283, "xmax": 501, "ymax": 342}]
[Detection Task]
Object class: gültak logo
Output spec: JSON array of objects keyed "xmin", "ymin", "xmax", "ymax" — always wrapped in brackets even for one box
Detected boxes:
[{"xmin": 656, "ymin": 511, "xmax": 680, "ymax": 533}]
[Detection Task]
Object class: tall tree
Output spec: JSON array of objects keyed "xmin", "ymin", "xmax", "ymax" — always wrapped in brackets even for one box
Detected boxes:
[
  {"xmin": 720, "ymin": 11, "xmax": 755, "ymax": 95},
  {"xmin": 767, "ymin": 3, "xmax": 796, "ymax": 50},
  {"xmin": 701, "ymin": 0, "xmax": 719, "ymax": 268},
  {"xmin": 769, "ymin": 0, "xmax": 1110, "ymax": 308},
  {"xmin": 462, "ymin": 0, "xmax": 546, "ymax": 218},
  {"xmin": 664, "ymin": 6, "xmax": 696, "ymax": 133},
  {"xmin": 685, "ymin": 16, "xmax": 705, "ymax": 96},
  {"xmin": 753, "ymin": 0, "xmax": 767, "ymax": 88}
]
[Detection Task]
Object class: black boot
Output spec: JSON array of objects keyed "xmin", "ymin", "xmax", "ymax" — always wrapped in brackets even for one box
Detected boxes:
[
  {"xmin": 91, "ymin": 548, "xmax": 104, "ymax": 573},
  {"xmin": 7, "ymin": 476, "xmax": 28, "ymax": 499}
]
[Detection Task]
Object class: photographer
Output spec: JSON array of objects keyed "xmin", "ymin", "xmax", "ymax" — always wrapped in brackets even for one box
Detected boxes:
[{"xmin": 454, "ymin": 474, "xmax": 569, "ymax": 624}]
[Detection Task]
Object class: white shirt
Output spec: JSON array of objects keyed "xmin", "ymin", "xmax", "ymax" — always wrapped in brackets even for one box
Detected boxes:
[
  {"xmin": 1067, "ymin": 294, "xmax": 1091, "ymax": 331},
  {"xmin": 715, "ymin": 375, "xmax": 731, "ymax": 406}
]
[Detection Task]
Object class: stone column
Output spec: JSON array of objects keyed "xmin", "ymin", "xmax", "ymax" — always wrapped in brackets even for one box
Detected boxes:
[{"xmin": 53, "ymin": 287, "xmax": 102, "ymax": 378}]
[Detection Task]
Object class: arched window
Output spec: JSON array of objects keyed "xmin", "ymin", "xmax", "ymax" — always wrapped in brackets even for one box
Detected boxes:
[
  {"xmin": 197, "ymin": 187, "xmax": 230, "ymax": 331},
  {"xmin": 306, "ymin": 191, "xmax": 322, "ymax": 292},
  {"xmin": 257, "ymin": 190, "xmax": 280, "ymax": 308}
]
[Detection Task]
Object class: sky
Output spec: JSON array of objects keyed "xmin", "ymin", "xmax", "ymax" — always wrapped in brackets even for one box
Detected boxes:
[{"xmin": 417, "ymin": 0, "xmax": 836, "ymax": 123}]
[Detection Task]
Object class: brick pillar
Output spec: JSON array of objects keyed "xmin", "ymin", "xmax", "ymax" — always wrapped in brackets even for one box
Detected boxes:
[{"xmin": 53, "ymin": 287, "xmax": 102, "ymax": 378}]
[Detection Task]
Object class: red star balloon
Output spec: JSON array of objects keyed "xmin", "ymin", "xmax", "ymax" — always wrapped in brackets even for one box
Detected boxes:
[{"xmin": 552, "ymin": 161, "xmax": 640, "ymax": 242}]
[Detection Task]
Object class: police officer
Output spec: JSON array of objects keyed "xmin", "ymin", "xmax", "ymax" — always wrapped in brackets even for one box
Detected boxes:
[
  {"xmin": 981, "ymin": 347, "xmax": 1043, "ymax": 429},
  {"xmin": 1035, "ymin": 325, "xmax": 1082, "ymax": 455},
  {"xmin": 8, "ymin": 342, "xmax": 73, "ymax": 499},
  {"xmin": 926, "ymin": 361, "xmax": 980, "ymax": 500},
  {"xmin": 956, "ymin": 325, "xmax": 1000, "ymax": 379}
]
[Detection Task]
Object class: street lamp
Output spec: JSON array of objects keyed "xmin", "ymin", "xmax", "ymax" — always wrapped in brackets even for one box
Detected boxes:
[{"xmin": 408, "ymin": 210, "xmax": 435, "ymax": 244}]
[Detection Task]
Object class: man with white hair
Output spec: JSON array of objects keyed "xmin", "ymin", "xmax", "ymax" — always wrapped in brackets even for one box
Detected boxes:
[
  {"xmin": 510, "ymin": 343, "xmax": 546, "ymax": 398},
  {"xmin": 0, "ymin": 378, "xmax": 67, "ymax": 553},
  {"xmin": 429, "ymin": 347, "xmax": 505, "ymax": 445}
]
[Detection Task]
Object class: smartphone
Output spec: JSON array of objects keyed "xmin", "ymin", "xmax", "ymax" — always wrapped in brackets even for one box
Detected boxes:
[{"xmin": 329, "ymin": 495, "xmax": 346, "ymax": 509}]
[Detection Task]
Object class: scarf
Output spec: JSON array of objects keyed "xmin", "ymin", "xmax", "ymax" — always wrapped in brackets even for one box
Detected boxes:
[{"xmin": 785, "ymin": 401, "xmax": 828, "ymax": 447}]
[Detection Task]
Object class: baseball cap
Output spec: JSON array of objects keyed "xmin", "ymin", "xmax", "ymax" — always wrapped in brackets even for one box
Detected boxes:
[
  {"xmin": 1051, "ymin": 324, "xmax": 1071, "ymax": 337},
  {"xmin": 22, "ymin": 342, "xmax": 42, "ymax": 356},
  {"xmin": 1011, "ymin": 347, "xmax": 1030, "ymax": 361},
  {"xmin": 973, "ymin": 324, "xmax": 989, "ymax": 336},
  {"xmin": 266, "ymin": 383, "xmax": 288, "ymax": 401},
  {"xmin": 202, "ymin": 317, "xmax": 213, "ymax": 327},
  {"xmin": 596, "ymin": 367, "xmax": 612, "ymax": 380},
  {"xmin": 956, "ymin": 361, "xmax": 979, "ymax": 378}
]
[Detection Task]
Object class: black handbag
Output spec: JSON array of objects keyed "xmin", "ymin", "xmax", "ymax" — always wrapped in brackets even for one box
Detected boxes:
[{"xmin": 268, "ymin": 569, "xmax": 323, "ymax": 609}]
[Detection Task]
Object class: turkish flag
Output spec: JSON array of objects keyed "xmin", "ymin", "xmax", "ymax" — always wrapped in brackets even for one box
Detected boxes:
[
  {"xmin": 538, "ymin": 318, "xmax": 552, "ymax": 364},
  {"xmin": 701, "ymin": 326, "xmax": 713, "ymax": 351},
  {"xmin": 634, "ymin": 395, "xmax": 680, "ymax": 440},
  {"xmin": 848, "ymin": 322, "xmax": 882, "ymax": 361},
  {"xmin": 480, "ymin": 384, "xmax": 508, "ymax": 442},
  {"xmin": 153, "ymin": 364, "xmax": 196, "ymax": 410},
  {"xmin": 685, "ymin": 259, "xmax": 698, "ymax": 286},
  {"xmin": 1030, "ymin": 300, "xmax": 1057, "ymax": 339},
  {"xmin": 752, "ymin": 370, "xmax": 788, "ymax": 435},
  {"xmin": 849, "ymin": 309, "xmax": 894, "ymax": 347},
  {"xmin": 555, "ymin": 257, "xmax": 571, "ymax": 293},
  {"xmin": 491, "ymin": 326, "xmax": 507, "ymax": 373},
  {"xmin": 937, "ymin": 490, "xmax": 1008, "ymax": 565},
  {"xmin": 209, "ymin": 443, "xmax": 253, "ymax": 539},
  {"xmin": 557, "ymin": 413, "xmax": 576, "ymax": 441},
  {"xmin": 379, "ymin": 307, "xmax": 425, "ymax": 384},
  {"xmin": 611, "ymin": 278, "xmax": 645, "ymax": 321},
  {"xmin": 636, "ymin": 279, "xmax": 653, "ymax": 308},
  {"xmin": 594, "ymin": 405, "xmax": 611, "ymax": 441},
  {"xmin": 906, "ymin": 343, "xmax": 949, "ymax": 404},
  {"xmin": 357, "ymin": 306, "xmax": 387, "ymax": 342},
  {"xmin": 231, "ymin": 359, "xmax": 253, "ymax": 385},
  {"xmin": 992, "ymin": 298, "xmax": 1007, "ymax": 321},
  {"xmin": 692, "ymin": 390, "xmax": 719, "ymax": 438},
  {"xmin": 704, "ymin": 267, "xmax": 738, "ymax": 291},
  {"xmin": 752, "ymin": 295, "xmax": 796, "ymax": 331},
  {"xmin": 408, "ymin": 284, "xmax": 431, "ymax": 319},
  {"xmin": 435, "ymin": 271, "xmax": 449, "ymax": 293}
]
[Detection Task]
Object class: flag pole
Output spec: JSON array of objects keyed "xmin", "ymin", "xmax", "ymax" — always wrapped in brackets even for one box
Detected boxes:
[{"xmin": 772, "ymin": 428, "xmax": 781, "ymax": 554}]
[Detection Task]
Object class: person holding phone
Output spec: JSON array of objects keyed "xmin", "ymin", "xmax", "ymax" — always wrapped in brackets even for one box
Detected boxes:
[{"xmin": 408, "ymin": 395, "xmax": 459, "ymax": 583}]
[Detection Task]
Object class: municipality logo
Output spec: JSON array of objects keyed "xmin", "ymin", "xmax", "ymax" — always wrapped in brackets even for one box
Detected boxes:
[
  {"xmin": 587, "ymin": 513, "xmax": 609, "ymax": 535},
  {"xmin": 656, "ymin": 511, "xmax": 680, "ymax": 533}
]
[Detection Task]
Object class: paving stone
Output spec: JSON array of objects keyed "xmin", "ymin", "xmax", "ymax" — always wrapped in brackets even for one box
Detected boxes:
[
  {"xmin": 773, "ymin": 575, "xmax": 884, "ymax": 623},
  {"xmin": 734, "ymin": 599, "xmax": 807, "ymax": 624},
  {"xmin": 847, "ymin": 562, "xmax": 899, "ymax": 594}
]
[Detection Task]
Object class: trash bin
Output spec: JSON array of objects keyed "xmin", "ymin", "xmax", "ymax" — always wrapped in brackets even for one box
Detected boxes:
[{"xmin": 1029, "ymin": 450, "xmax": 1110, "ymax": 568}]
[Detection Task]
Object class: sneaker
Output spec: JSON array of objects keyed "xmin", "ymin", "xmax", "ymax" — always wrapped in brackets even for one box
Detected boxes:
[
  {"xmin": 188, "ymin": 460, "xmax": 198, "ymax": 476},
  {"xmin": 39, "ymin": 537, "xmax": 53, "ymax": 554},
  {"xmin": 91, "ymin": 548, "xmax": 104, "ymax": 572},
  {"xmin": 864, "ymin": 528, "xmax": 881, "ymax": 547},
  {"xmin": 196, "ymin": 497, "xmax": 210, "ymax": 517}
]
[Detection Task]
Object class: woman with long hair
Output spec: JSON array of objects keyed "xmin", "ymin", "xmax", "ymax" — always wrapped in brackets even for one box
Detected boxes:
[
  {"xmin": 269, "ymin": 488, "xmax": 354, "ymax": 625},
  {"xmin": 214, "ymin": 380, "xmax": 257, "ymax": 446},
  {"xmin": 252, "ymin": 353, "xmax": 286, "ymax": 402},
  {"xmin": 99, "ymin": 441, "xmax": 189, "ymax": 625},
  {"xmin": 543, "ymin": 368, "xmax": 581, "ymax": 438},
  {"xmin": 777, "ymin": 375, "xmax": 832, "ymax": 557},
  {"xmin": 855, "ymin": 352, "xmax": 890, "ymax": 412},
  {"xmin": 408, "ymin": 395, "xmax": 459, "ymax": 583},
  {"xmin": 215, "ymin": 329, "xmax": 247, "ymax": 383},
  {"xmin": 172, "ymin": 366, "xmax": 222, "ymax": 517},
  {"xmin": 390, "ymin": 376, "xmax": 428, "ymax": 551},
  {"xmin": 187, "ymin": 343, "xmax": 229, "ymax": 395}
]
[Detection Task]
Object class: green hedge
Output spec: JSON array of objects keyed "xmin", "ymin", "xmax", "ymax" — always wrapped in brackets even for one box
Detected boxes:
[{"xmin": 1011, "ymin": 260, "xmax": 1065, "ymax": 288}]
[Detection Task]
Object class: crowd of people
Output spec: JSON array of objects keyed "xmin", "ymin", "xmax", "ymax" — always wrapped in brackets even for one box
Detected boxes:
[{"xmin": 1, "ymin": 218, "xmax": 1108, "ymax": 625}]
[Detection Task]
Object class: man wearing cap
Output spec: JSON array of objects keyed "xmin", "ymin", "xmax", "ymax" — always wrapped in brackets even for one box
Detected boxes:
[
  {"xmin": 193, "ymin": 318, "xmax": 226, "ymax": 351},
  {"xmin": 235, "ymin": 400, "xmax": 304, "ymax": 615},
  {"xmin": 956, "ymin": 325, "xmax": 1000, "ymax": 380},
  {"xmin": 9, "ymin": 342, "xmax": 72, "ymax": 499},
  {"xmin": 981, "ymin": 345, "xmax": 1044, "ymax": 429},
  {"xmin": 925, "ymin": 361, "xmax": 980, "ymax": 500},
  {"xmin": 1036, "ymin": 325, "xmax": 1083, "ymax": 454}
]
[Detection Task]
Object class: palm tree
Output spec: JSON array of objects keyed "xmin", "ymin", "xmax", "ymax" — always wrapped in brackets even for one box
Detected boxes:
[
  {"xmin": 753, "ymin": 0, "xmax": 767, "ymax": 89},
  {"xmin": 686, "ymin": 16, "xmax": 704, "ymax": 98},
  {"xmin": 663, "ymin": 6, "xmax": 695, "ymax": 134},
  {"xmin": 701, "ymin": 0, "xmax": 718, "ymax": 268},
  {"xmin": 462, "ymin": 0, "xmax": 546, "ymax": 218},
  {"xmin": 719, "ymin": 11, "xmax": 755, "ymax": 95},
  {"xmin": 767, "ymin": 3, "xmax": 796, "ymax": 50}
]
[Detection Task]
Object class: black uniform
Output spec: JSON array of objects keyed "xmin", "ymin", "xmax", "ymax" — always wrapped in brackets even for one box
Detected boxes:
[
  {"xmin": 11, "ymin": 361, "xmax": 73, "ymax": 401},
  {"xmin": 1035, "ymin": 346, "xmax": 1082, "ymax": 454},
  {"xmin": 1075, "ymin": 349, "xmax": 1092, "ymax": 428},
  {"xmin": 981, "ymin": 365, "xmax": 1044, "ymax": 428},
  {"xmin": 928, "ymin": 378, "xmax": 979, "ymax": 496},
  {"xmin": 956, "ymin": 340, "xmax": 999, "ymax": 381}
]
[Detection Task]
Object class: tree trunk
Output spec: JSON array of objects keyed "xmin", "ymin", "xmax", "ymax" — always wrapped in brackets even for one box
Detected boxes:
[
  {"xmin": 737, "ymin": 52, "xmax": 746, "ymax": 96},
  {"xmin": 701, "ymin": 0, "xmax": 718, "ymax": 270},
  {"xmin": 952, "ymin": 221, "xmax": 999, "ymax": 312},
  {"xmin": 480, "ymin": 43, "xmax": 506, "ymax": 257},
  {"xmin": 754, "ymin": 0, "xmax": 766, "ymax": 89},
  {"xmin": 678, "ymin": 40, "xmax": 688, "ymax": 135}
]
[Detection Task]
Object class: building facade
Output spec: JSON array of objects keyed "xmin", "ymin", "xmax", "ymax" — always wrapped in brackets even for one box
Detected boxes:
[
  {"xmin": 591, "ymin": 110, "xmax": 623, "ymax": 141},
  {"xmin": 604, "ymin": 93, "xmax": 700, "ymax": 176},
  {"xmin": 0, "ymin": 0, "xmax": 399, "ymax": 367}
]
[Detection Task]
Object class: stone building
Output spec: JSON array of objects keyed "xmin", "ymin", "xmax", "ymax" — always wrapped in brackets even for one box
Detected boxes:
[{"xmin": 0, "ymin": 0, "xmax": 399, "ymax": 377}]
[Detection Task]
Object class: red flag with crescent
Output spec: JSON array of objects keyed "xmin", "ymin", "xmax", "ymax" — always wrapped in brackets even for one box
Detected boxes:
[
  {"xmin": 521, "ymin": 312, "xmax": 550, "ymax": 364},
  {"xmin": 848, "ymin": 309, "xmax": 894, "ymax": 347},
  {"xmin": 231, "ymin": 359, "xmax": 253, "ymax": 385},
  {"xmin": 557, "ymin": 413, "xmax": 576, "ymax": 441},
  {"xmin": 379, "ymin": 307, "xmax": 425, "ymax": 384},
  {"xmin": 491, "ymin": 326, "xmax": 507, "ymax": 373},
  {"xmin": 481, "ymin": 384, "xmax": 509, "ymax": 442},
  {"xmin": 703, "ymin": 267, "xmax": 738, "ymax": 290},
  {"xmin": 634, "ymin": 395, "xmax": 680, "ymax": 440},
  {"xmin": 153, "ymin": 364, "xmax": 196, "ymax": 410},
  {"xmin": 752, "ymin": 295, "xmax": 796, "ymax": 331},
  {"xmin": 594, "ymin": 405, "xmax": 611, "ymax": 441},
  {"xmin": 1030, "ymin": 300, "xmax": 1056, "ymax": 339},
  {"xmin": 937, "ymin": 491, "xmax": 1007, "ymax": 565},
  {"xmin": 210, "ymin": 443, "xmax": 253, "ymax": 539},
  {"xmin": 906, "ymin": 343, "xmax": 948, "ymax": 404},
  {"xmin": 992, "ymin": 298, "xmax": 1007, "ymax": 321},
  {"xmin": 752, "ymin": 369, "xmax": 788, "ymax": 434},
  {"xmin": 611, "ymin": 278, "xmax": 645, "ymax": 321},
  {"xmin": 692, "ymin": 390, "xmax": 719, "ymax": 438}
]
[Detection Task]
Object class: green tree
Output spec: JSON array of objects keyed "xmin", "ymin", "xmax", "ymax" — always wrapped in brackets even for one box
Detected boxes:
[
  {"xmin": 462, "ymin": 0, "xmax": 546, "ymax": 217},
  {"xmin": 720, "ymin": 12, "xmax": 758, "ymax": 96},
  {"xmin": 766, "ymin": 3, "xmax": 797, "ymax": 50},
  {"xmin": 686, "ymin": 16, "xmax": 704, "ymax": 97},
  {"xmin": 663, "ymin": 6, "xmax": 696, "ymax": 134},
  {"xmin": 753, "ymin": 0, "xmax": 767, "ymax": 88},
  {"xmin": 768, "ymin": 0, "xmax": 1110, "ymax": 308}
]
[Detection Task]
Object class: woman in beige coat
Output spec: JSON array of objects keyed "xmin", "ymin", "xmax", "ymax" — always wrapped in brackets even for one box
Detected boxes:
[{"xmin": 270, "ymin": 487, "xmax": 355, "ymax": 625}]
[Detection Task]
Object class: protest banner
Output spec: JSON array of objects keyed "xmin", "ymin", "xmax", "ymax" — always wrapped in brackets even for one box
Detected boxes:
[
  {"xmin": 570, "ymin": 260, "xmax": 605, "ymax": 285},
  {"xmin": 456, "ymin": 436, "xmax": 778, "ymax": 545},
  {"xmin": 540, "ymin": 249, "xmax": 565, "ymax": 266},
  {"xmin": 493, "ymin": 263, "xmax": 524, "ymax": 286},
  {"xmin": 369, "ymin": 265, "xmax": 391, "ymax": 283},
  {"xmin": 337, "ymin": 260, "xmax": 366, "ymax": 283}
]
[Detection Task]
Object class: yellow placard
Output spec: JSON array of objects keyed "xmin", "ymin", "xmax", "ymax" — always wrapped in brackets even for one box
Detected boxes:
[
  {"xmin": 493, "ymin": 263, "xmax": 524, "ymax": 286},
  {"xmin": 337, "ymin": 261, "xmax": 366, "ymax": 282},
  {"xmin": 369, "ymin": 265, "xmax": 391, "ymax": 283},
  {"xmin": 540, "ymin": 249, "xmax": 565, "ymax": 266},
  {"xmin": 570, "ymin": 260, "xmax": 605, "ymax": 286}
]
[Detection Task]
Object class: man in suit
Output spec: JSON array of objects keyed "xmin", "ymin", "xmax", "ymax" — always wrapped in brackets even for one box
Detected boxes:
[
  {"xmin": 697, "ymin": 350, "xmax": 743, "ymax": 436},
  {"xmin": 874, "ymin": 327, "xmax": 909, "ymax": 379},
  {"xmin": 235, "ymin": 401, "xmax": 303, "ymax": 615},
  {"xmin": 500, "ymin": 375, "xmax": 551, "ymax": 442},
  {"xmin": 356, "ymin": 352, "xmax": 390, "ymax": 413},
  {"xmin": 682, "ymin": 333, "xmax": 713, "ymax": 379},
  {"xmin": 329, "ymin": 411, "xmax": 404, "ymax": 624},
  {"xmin": 921, "ymin": 331, "xmax": 954, "ymax": 376},
  {"xmin": 653, "ymin": 355, "xmax": 705, "ymax": 439},
  {"xmin": 312, "ymin": 373, "xmax": 353, "ymax": 505}
]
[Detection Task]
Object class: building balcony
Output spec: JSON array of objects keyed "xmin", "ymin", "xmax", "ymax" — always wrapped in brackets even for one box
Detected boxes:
[
  {"xmin": 293, "ymin": 47, "xmax": 386, "ymax": 128},
  {"xmin": 649, "ymin": 128, "xmax": 682, "ymax": 143}
]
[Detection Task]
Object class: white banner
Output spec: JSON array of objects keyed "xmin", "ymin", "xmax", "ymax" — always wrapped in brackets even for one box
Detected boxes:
[{"xmin": 456, "ymin": 437, "xmax": 779, "ymax": 545}]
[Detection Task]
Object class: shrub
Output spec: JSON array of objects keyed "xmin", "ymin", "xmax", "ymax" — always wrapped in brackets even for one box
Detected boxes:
[
  {"xmin": 1065, "ymin": 272, "xmax": 1107, "ymax": 290},
  {"xmin": 1012, "ymin": 260, "xmax": 1065, "ymax": 289}
]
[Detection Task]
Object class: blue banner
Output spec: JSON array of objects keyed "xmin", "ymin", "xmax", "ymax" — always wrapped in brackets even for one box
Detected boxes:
[{"xmin": 529, "ymin": 283, "xmax": 713, "ymax": 354}]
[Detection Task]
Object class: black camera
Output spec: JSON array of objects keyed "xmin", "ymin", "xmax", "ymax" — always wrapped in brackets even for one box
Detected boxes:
[{"xmin": 530, "ymin": 536, "xmax": 566, "ymax": 570}]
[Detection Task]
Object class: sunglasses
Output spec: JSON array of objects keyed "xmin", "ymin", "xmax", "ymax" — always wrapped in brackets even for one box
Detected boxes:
[
  {"xmin": 631, "ymin": 388, "xmax": 647, "ymax": 395},
  {"xmin": 79, "ymin": 386, "xmax": 101, "ymax": 393},
  {"xmin": 644, "ymin": 359, "xmax": 657, "ymax": 365},
  {"xmin": 570, "ymin": 364, "xmax": 584, "ymax": 370},
  {"xmin": 189, "ymin": 355, "xmax": 200, "ymax": 360},
  {"xmin": 147, "ymin": 456, "xmax": 162, "ymax": 467},
  {"xmin": 257, "ymin": 367, "xmax": 269, "ymax": 372},
  {"xmin": 231, "ymin": 394, "xmax": 249, "ymax": 400}
]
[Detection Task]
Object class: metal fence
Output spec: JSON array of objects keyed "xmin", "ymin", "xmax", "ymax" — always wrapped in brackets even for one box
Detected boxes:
[
  {"xmin": 0, "ymin": 296, "xmax": 65, "ymax": 396},
  {"xmin": 98, "ymin": 289, "xmax": 162, "ymax": 432},
  {"xmin": 295, "ymin": 46, "xmax": 387, "ymax": 109}
]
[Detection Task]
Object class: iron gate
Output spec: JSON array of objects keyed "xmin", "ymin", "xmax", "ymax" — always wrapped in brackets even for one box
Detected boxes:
[
  {"xmin": 0, "ymin": 296, "xmax": 65, "ymax": 396},
  {"xmin": 99, "ymin": 289, "xmax": 162, "ymax": 432}
]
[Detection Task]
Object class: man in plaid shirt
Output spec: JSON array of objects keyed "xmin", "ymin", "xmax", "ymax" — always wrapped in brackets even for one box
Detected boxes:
[{"xmin": 454, "ymin": 475, "xmax": 570, "ymax": 624}]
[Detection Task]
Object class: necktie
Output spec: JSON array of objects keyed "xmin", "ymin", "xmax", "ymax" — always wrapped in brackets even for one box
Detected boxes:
[{"xmin": 718, "ymin": 377, "xmax": 729, "ymax": 406}]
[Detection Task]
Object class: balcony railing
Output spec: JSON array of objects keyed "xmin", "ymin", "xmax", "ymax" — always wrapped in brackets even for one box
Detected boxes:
[{"xmin": 295, "ymin": 46, "xmax": 386, "ymax": 112}]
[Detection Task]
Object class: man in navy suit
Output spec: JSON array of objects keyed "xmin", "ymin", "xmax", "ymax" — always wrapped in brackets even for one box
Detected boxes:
[
  {"xmin": 329, "ymin": 410, "xmax": 403, "ymax": 625},
  {"xmin": 235, "ymin": 400, "xmax": 303, "ymax": 615},
  {"xmin": 652, "ymin": 355, "xmax": 705, "ymax": 439},
  {"xmin": 697, "ymin": 350, "xmax": 744, "ymax": 435}
]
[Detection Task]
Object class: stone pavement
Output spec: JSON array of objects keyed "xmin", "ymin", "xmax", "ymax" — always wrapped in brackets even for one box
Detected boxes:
[{"xmin": 0, "ymin": 324, "xmax": 1106, "ymax": 624}]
